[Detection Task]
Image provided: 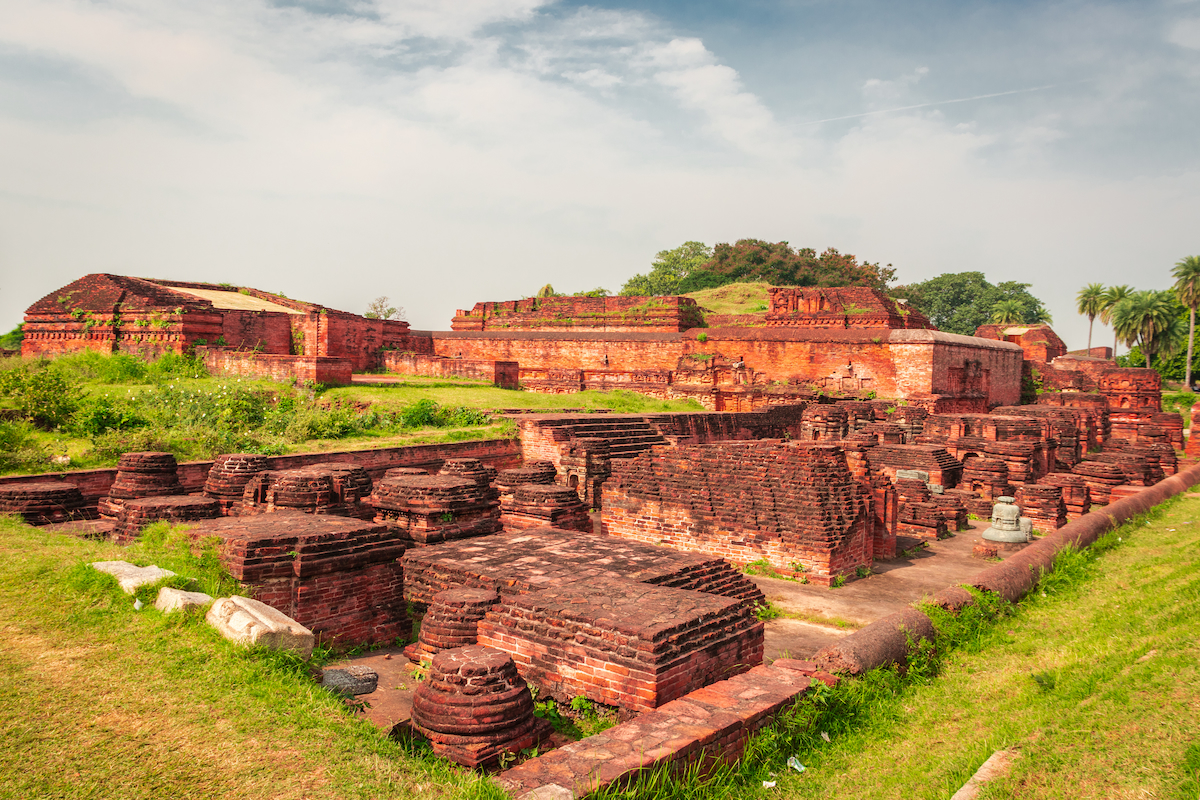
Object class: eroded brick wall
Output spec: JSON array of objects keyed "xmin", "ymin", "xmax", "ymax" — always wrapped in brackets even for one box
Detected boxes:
[
  {"xmin": 381, "ymin": 352, "xmax": 519, "ymax": 388},
  {"xmin": 601, "ymin": 441, "xmax": 872, "ymax": 584}
]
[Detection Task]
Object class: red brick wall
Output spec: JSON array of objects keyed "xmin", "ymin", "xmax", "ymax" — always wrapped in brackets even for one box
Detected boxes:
[
  {"xmin": 219, "ymin": 311, "xmax": 293, "ymax": 353},
  {"xmin": 381, "ymin": 352, "xmax": 519, "ymax": 388},
  {"xmin": 199, "ymin": 348, "xmax": 353, "ymax": 385},
  {"xmin": 452, "ymin": 296, "xmax": 704, "ymax": 332}
]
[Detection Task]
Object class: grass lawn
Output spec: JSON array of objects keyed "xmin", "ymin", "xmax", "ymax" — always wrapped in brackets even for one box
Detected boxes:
[
  {"xmin": 0, "ymin": 517, "xmax": 502, "ymax": 800},
  {"xmin": 682, "ymin": 281, "xmax": 772, "ymax": 316},
  {"xmin": 325, "ymin": 384, "xmax": 704, "ymax": 414}
]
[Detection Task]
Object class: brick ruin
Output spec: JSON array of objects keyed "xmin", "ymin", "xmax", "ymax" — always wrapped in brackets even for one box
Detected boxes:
[{"xmin": 21, "ymin": 274, "xmax": 418, "ymax": 383}]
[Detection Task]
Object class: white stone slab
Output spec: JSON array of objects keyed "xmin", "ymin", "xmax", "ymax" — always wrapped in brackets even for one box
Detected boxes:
[
  {"xmin": 155, "ymin": 587, "xmax": 214, "ymax": 614},
  {"xmin": 90, "ymin": 561, "xmax": 177, "ymax": 594},
  {"xmin": 206, "ymin": 596, "xmax": 314, "ymax": 658}
]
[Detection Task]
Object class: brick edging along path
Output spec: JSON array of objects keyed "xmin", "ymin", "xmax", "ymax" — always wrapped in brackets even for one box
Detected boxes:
[{"xmin": 497, "ymin": 460, "xmax": 1200, "ymax": 799}]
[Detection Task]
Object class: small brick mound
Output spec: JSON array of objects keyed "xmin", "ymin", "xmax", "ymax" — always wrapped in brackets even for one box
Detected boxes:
[
  {"xmin": 410, "ymin": 645, "xmax": 543, "ymax": 769},
  {"xmin": 477, "ymin": 576, "xmax": 763, "ymax": 711},
  {"xmin": 1071, "ymin": 460, "xmax": 1126, "ymax": 505},
  {"xmin": 438, "ymin": 458, "xmax": 498, "ymax": 494},
  {"xmin": 1147, "ymin": 442, "xmax": 1178, "ymax": 476},
  {"xmin": 928, "ymin": 494, "xmax": 969, "ymax": 531},
  {"xmin": 298, "ymin": 462, "xmax": 374, "ymax": 517},
  {"xmin": 495, "ymin": 462, "xmax": 557, "ymax": 490},
  {"xmin": 0, "ymin": 481, "xmax": 95, "ymax": 525},
  {"xmin": 502, "ymin": 484, "xmax": 592, "ymax": 532},
  {"xmin": 114, "ymin": 495, "xmax": 221, "ymax": 544},
  {"xmin": 1013, "ymin": 484, "xmax": 1066, "ymax": 533},
  {"xmin": 1039, "ymin": 473, "xmax": 1091, "ymax": 519},
  {"xmin": 407, "ymin": 587, "xmax": 499, "ymax": 664},
  {"xmin": 983, "ymin": 441, "xmax": 1039, "ymax": 485},
  {"xmin": 203, "ymin": 453, "xmax": 269, "ymax": 511},
  {"xmin": 369, "ymin": 474, "xmax": 502, "ymax": 545},
  {"xmin": 384, "ymin": 467, "xmax": 428, "ymax": 478},
  {"xmin": 265, "ymin": 469, "xmax": 335, "ymax": 511},
  {"xmin": 960, "ymin": 456, "xmax": 1013, "ymax": 500},
  {"xmin": 98, "ymin": 452, "xmax": 183, "ymax": 519}
]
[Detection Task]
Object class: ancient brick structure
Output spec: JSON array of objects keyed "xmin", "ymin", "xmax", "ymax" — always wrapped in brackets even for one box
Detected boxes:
[
  {"xmin": 380, "ymin": 352, "xmax": 519, "ymax": 388},
  {"xmin": 500, "ymin": 484, "xmax": 592, "ymax": 532},
  {"xmin": 1099, "ymin": 369, "xmax": 1162, "ymax": 411},
  {"xmin": 0, "ymin": 481, "xmax": 95, "ymax": 525},
  {"xmin": 113, "ymin": 496, "xmax": 220, "ymax": 545},
  {"xmin": 799, "ymin": 405, "xmax": 848, "ymax": 441},
  {"xmin": 368, "ymin": 474, "xmax": 502, "ymax": 545},
  {"xmin": 765, "ymin": 287, "xmax": 934, "ymax": 330},
  {"xmin": 402, "ymin": 528, "xmax": 765, "ymax": 609},
  {"xmin": 97, "ymin": 452, "xmax": 184, "ymax": 520},
  {"xmin": 477, "ymin": 577, "xmax": 763, "ymax": 711},
  {"xmin": 600, "ymin": 442, "xmax": 875, "ymax": 585},
  {"xmin": 203, "ymin": 454, "xmax": 270, "ymax": 513},
  {"xmin": 1013, "ymin": 484, "xmax": 1067, "ymax": 533},
  {"xmin": 960, "ymin": 457, "xmax": 1013, "ymax": 503},
  {"xmin": 452, "ymin": 295, "xmax": 705, "ymax": 332},
  {"xmin": 1109, "ymin": 409, "xmax": 1184, "ymax": 449},
  {"xmin": 864, "ymin": 444, "xmax": 963, "ymax": 488},
  {"xmin": 1071, "ymin": 460, "xmax": 1126, "ymax": 504},
  {"xmin": 407, "ymin": 588, "xmax": 500, "ymax": 665},
  {"xmin": 892, "ymin": 477, "xmax": 949, "ymax": 539},
  {"xmin": 973, "ymin": 324, "xmax": 1067, "ymax": 365},
  {"xmin": 410, "ymin": 646, "xmax": 545, "ymax": 769},
  {"xmin": 22, "ymin": 274, "xmax": 418, "ymax": 382},
  {"xmin": 1039, "ymin": 473, "xmax": 1091, "ymax": 519},
  {"xmin": 494, "ymin": 462, "xmax": 557, "ymax": 506},
  {"xmin": 191, "ymin": 512, "xmax": 408, "ymax": 645}
]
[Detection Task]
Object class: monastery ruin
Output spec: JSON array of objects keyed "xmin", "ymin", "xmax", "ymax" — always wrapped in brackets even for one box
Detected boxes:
[{"xmin": 6, "ymin": 272, "xmax": 1188, "ymax": 786}]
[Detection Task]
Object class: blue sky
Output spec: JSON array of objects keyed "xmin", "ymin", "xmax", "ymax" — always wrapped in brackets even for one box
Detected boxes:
[{"xmin": 1, "ymin": 0, "xmax": 1197, "ymax": 348}]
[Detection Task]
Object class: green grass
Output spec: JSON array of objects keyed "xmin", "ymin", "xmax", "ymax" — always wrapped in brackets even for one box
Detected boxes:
[
  {"xmin": 0, "ymin": 515, "xmax": 504, "ymax": 800},
  {"xmin": 595, "ymin": 496, "xmax": 1200, "ymax": 799},
  {"xmin": 324, "ymin": 384, "xmax": 704, "ymax": 414},
  {"xmin": 682, "ymin": 281, "xmax": 773, "ymax": 316}
]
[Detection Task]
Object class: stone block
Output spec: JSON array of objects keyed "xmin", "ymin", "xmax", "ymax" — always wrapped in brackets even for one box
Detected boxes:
[
  {"xmin": 206, "ymin": 595, "xmax": 314, "ymax": 658},
  {"xmin": 322, "ymin": 665, "xmax": 379, "ymax": 696},
  {"xmin": 155, "ymin": 587, "xmax": 214, "ymax": 614},
  {"xmin": 91, "ymin": 560, "xmax": 177, "ymax": 594}
]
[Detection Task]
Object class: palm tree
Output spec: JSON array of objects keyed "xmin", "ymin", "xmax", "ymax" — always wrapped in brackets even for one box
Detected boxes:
[
  {"xmin": 990, "ymin": 299, "xmax": 1026, "ymax": 325},
  {"xmin": 1100, "ymin": 284, "xmax": 1133, "ymax": 356},
  {"xmin": 1172, "ymin": 256, "xmax": 1200, "ymax": 388},
  {"xmin": 1111, "ymin": 290, "xmax": 1181, "ymax": 368},
  {"xmin": 1076, "ymin": 283, "xmax": 1106, "ymax": 352}
]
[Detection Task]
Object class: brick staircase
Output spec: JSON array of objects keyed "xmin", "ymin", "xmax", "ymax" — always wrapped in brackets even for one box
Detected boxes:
[{"xmin": 550, "ymin": 416, "xmax": 669, "ymax": 460}]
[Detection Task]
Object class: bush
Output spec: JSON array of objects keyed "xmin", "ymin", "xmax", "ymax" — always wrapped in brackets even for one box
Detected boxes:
[
  {"xmin": 0, "ymin": 420, "xmax": 53, "ymax": 473},
  {"xmin": 68, "ymin": 395, "xmax": 147, "ymax": 436},
  {"xmin": 0, "ymin": 366, "xmax": 82, "ymax": 428}
]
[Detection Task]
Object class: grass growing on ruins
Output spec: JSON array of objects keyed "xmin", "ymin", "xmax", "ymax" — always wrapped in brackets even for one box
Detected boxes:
[
  {"xmin": 683, "ymin": 281, "xmax": 773, "ymax": 316},
  {"xmin": 0, "ymin": 515, "xmax": 505, "ymax": 800},
  {"xmin": 594, "ymin": 496, "xmax": 1200, "ymax": 800},
  {"xmin": 325, "ymin": 384, "xmax": 705, "ymax": 414}
]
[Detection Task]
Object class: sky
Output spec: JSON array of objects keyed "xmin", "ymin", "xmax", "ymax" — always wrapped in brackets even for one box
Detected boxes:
[{"xmin": 1, "ymin": 0, "xmax": 1197, "ymax": 349}]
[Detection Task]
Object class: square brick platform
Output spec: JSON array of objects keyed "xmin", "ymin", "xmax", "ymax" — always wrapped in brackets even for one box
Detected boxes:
[
  {"xmin": 189, "ymin": 511, "xmax": 409, "ymax": 646},
  {"xmin": 477, "ymin": 576, "xmax": 764, "ymax": 711}
]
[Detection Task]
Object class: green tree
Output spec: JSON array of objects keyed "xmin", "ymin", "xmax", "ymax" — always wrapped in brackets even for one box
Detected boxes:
[
  {"xmin": 678, "ymin": 240, "xmax": 895, "ymax": 293},
  {"xmin": 620, "ymin": 241, "xmax": 712, "ymax": 296},
  {"xmin": 1100, "ymin": 284, "xmax": 1133, "ymax": 355},
  {"xmin": 890, "ymin": 272, "xmax": 1052, "ymax": 335},
  {"xmin": 1112, "ymin": 290, "xmax": 1184, "ymax": 368},
  {"xmin": 1076, "ymin": 283, "xmax": 1106, "ymax": 352},
  {"xmin": 990, "ymin": 299, "xmax": 1026, "ymax": 324},
  {"xmin": 535, "ymin": 284, "xmax": 562, "ymax": 298},
  {"xmin": 1171, "ymin": 256, "xmax": 1200, "ymax": 387},
  {"xmin": 0, "ymin": 324, "xmax": 22, "ymax": 351}
]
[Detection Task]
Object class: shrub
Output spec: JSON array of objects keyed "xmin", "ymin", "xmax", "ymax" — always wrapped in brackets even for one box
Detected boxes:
[
  {"xmin": 0, "ymin": 366, "xmax": 82, "ymax": 428},
  {"xmin": 68, "ymin": 395, "xmax": 147, "ymax": 437},
  {"xmin": 0, "ymin": 420, "xmax": 52, "ymax": 473}
]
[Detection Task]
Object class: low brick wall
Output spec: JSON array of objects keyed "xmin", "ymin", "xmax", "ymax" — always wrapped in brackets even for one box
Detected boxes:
[
  {"xmin": 0, "ymin": 438, "xmax": 521, "ymax": 508},
  {"xmin": 198, "ymin": 347, "xmax": 354, "ymax": 385},
  {"xmin": 380, "ymin": 352, "xmax": 519, "ymax": 388}
]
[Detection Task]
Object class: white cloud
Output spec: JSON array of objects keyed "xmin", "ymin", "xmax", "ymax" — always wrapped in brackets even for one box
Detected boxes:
[{"xmin": 1168, "ymin": 17, "xmax": 1200, "ymax": 47}]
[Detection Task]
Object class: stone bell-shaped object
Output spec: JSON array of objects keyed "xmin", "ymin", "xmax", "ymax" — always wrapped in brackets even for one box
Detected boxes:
[{"xmin": 981, "ymin": 496, "xmax": 1033, "ymax": 544}]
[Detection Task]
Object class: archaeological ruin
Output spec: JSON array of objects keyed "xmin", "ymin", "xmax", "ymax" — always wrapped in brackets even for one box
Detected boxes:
[{"xmin": 8, "ymin": 273, "xmax": 1194, "ymax": 788}]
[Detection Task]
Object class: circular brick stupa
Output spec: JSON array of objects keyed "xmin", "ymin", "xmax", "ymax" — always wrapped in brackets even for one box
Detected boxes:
[
  {"xmin": 114, "ymin": 495, "xmax": 220, "ymax": 545},
  {"xmin": 407, "ymin": 588, "xmax": 499, "ymax": 664},
  {"xmin": 98, "ymin": 452, "xmax": 184, "ymax": 519},
  {"xmin": 204, "ymin": 453, "xmax": 269, "ymax": 511},
  {"xmin": 411, "ymin": 645, "xmax": 542, "ymax": 769},
  {"xmin": 0, "ymin": 481, "xmax": 94, "ymax": 525}
]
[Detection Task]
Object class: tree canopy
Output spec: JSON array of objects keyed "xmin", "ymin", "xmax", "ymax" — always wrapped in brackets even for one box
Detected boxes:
[
  {"xmin": 890, "ymin": 272, "xmax": 1051, "ymax": 336},
  {"xmin": 619, "ymin": 242, "xmax": 712, "ymax": 296},
  {"xmin": 364, "ymin": 296, "xmax": 405, "ymax": 320},
  {"xmin": 620, "ymin": 239, "xmax": 894, "ymax": 297}
]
